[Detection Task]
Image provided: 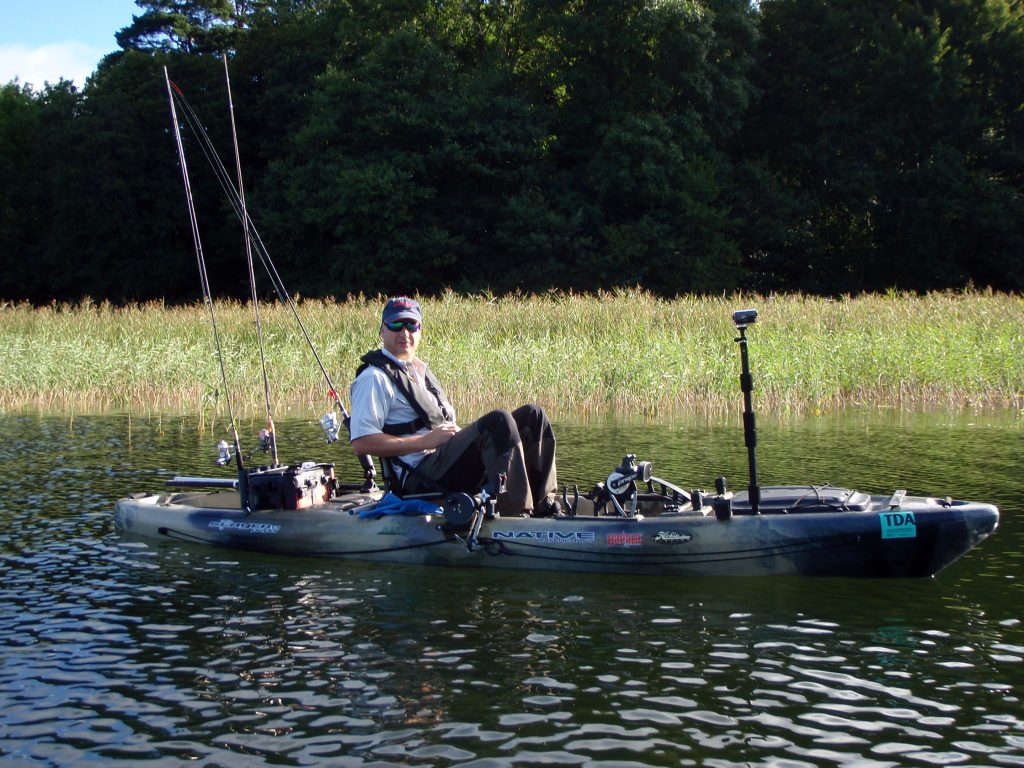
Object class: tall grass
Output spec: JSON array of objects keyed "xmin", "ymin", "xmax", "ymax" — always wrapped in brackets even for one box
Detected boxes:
[{"xmin": 1, "ymin": 291, "xmax": 1020, "ymax": 417}]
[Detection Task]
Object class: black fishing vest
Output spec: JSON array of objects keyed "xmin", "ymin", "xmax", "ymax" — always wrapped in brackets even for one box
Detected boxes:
[{"xmin": 356, "ymin": 350, "xmax": 455, "ymax": 436}]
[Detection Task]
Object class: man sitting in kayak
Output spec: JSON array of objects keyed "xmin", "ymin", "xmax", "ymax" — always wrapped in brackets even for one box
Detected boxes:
[{"xmin": 349, "ymin": 297, "xmax": 561, "ymax": 517}]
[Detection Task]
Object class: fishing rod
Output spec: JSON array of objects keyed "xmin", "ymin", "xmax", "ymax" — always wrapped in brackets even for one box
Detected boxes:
[
  {"xmin": 166, "ymin": 74, "xmax": 378, "ymax": 488},
  {"xmin": 222, "ymin": 54, "xmax": 278, "ymax": 467},
  {"xmin": 167, "ymin": 82, "xmax": 339, "ymax": 400},
  {"xmin": 164, "ymin": 66, "xmax": 251, "ymax": 511},
  {"xmin": 168, "ymin": 82, "xmax": 349, "ymax": 417}
]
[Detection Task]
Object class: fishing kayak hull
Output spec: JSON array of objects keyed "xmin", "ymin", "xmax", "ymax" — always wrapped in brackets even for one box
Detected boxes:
[{"xmin": 113, "ymin": 488, "xmax": 998, "ymax": 578}]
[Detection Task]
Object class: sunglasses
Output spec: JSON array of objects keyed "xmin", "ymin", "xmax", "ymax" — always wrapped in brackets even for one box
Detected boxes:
[{"xmin": 385, "ymin": 320, "xmax": 421, "ymax": 332}]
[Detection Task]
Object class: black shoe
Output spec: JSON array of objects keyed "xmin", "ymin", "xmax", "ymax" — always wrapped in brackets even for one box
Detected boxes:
[{"xmin": 534, "ymin": 498, "xmax": 562, "ymax": 518}]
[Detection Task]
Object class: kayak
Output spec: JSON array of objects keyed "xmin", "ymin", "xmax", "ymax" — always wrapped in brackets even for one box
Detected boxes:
[
  {"xmin": 113, "ymin": 460, "xmax": 999, "ymax": 578},
  {"xmin": 112, "ymin": 309, "xmax": 999, "ymax": 578}
]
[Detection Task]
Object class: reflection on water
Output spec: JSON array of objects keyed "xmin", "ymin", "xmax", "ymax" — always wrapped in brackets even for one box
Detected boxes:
[{"xmin": 0, "ymin": 410, "xmax": 1020, "ymax": 766}]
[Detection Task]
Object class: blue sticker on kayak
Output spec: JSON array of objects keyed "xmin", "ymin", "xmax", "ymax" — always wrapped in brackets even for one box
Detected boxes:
[
  {"xmin": 880, "ymin": 511, "xmax": 917, "ymax": 539},
  {"xmin": 208, "ymin": 518, "xmax": 282, "ymax": 535}
]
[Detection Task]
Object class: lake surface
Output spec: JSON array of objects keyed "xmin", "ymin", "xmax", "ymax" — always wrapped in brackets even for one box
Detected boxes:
[{"xmin": 0, "ymin": 409, "xmax": 1020, "ymax": 767}]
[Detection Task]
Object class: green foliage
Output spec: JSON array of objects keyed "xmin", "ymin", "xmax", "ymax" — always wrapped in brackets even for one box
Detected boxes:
[
  {"xmin": 738, "ymin": 0, "xmax": 1024, "ymax": 293},
  {"xmin": 0, "ymin": 0, "xmax": 1020, "ymax": 304},
  {"xmin": 0, "ymin": 82, "xmax": 45, "ymax": 300},
  {"xmin": 116, "ymin": 0, "xmax": 256, "ymax": 53}
]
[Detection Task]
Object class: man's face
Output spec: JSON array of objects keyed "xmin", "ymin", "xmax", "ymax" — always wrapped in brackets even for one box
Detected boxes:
[{"xmin": 381, "ymin": 319, "xmax": 421, "ymax": 361}]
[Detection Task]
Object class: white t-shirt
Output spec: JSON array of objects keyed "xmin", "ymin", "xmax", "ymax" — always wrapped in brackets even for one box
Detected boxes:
[{"xmin": 348, "ymin": 349, "xmax": 456, "ymax": 470}]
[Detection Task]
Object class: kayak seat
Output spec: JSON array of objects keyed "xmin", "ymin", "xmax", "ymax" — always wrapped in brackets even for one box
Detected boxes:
[
  {"xmin": 352, "ymin": 450, "xmax": 402, "ymax": 494},
  {"xmin": 372, "ymin": 454, "xmax": 458, "ymax": 503},
  {"xmin": 378, "ymin": 454, "xmax": 403, "ymax": 494},
  {"xmin": 354, "ymin": 447, "xmax": 446, "ymax": 500}
]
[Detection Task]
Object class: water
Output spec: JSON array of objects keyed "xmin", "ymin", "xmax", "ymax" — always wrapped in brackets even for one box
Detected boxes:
[{"xmin": 0, "ymin": 410, "xmax": 1021, "ymax": 767}]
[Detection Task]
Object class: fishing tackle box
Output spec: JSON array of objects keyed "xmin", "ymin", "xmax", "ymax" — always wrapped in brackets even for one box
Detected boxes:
[{"xmin": 248, "ymin": 463, "xmax": 337, "ymax": 510}]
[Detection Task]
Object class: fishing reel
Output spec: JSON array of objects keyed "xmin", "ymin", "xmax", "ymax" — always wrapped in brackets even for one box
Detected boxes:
[
  {"xmin": 607, "ymin": 454, "xmax": 652, "ymax": 499},
  {"xmin": 258, "ymin": 428, "xmax": 274, "ymax": 453},
  {"xmin": 217, "ymin": 429, "xmax": 277, "ymax": 467},
  {"xmin": 320, "ymin": 411, "xmax": 341, "ymax": 443},
  {"xmin": 216, "ymin": 440, "xmax": 233, "ymax": 466},
  {"xmin": 591, "ymin": 454, "xmax": 652, "ymax": 516}
]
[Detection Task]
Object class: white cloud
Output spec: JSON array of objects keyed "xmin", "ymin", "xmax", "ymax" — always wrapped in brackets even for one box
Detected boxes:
[{"xmin": 0, "ymin": 42, "xmax": 105, "ymax": 89}]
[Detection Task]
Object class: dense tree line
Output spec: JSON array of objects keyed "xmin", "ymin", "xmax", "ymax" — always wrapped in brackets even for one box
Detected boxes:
[{"xmin": 1, "ymin": 0, "xmax": 1021, "ymax": 304}]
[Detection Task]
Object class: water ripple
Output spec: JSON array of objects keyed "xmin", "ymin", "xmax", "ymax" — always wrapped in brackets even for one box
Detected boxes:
[{"xmin": 1, "ymin": 413, "xmax": 1022, "ymax": 766}]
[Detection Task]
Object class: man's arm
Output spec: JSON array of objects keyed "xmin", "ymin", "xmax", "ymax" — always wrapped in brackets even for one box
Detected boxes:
[{"xmin": 352, "ymin": 426, "xmax": 458, "ymax": 458}]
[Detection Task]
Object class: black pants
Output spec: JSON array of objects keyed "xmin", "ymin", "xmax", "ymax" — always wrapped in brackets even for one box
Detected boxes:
[{"xmin": 403, "ymin": 404, "xmax": 557, "ymax": 514}]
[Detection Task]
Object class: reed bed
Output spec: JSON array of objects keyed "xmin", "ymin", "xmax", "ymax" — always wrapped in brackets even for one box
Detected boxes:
[{"xmin": 0, "ymin": 291, "xmax": 1020, "ymax": 418}]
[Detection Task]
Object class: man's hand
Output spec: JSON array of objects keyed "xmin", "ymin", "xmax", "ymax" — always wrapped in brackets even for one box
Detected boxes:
[
  {"xmin": 352, "ymin": 423, "xmax": 459, "ymax": 457},
  {"xmin": 421, "ymin": 423, "xmax": 459, "ymax": 449}
]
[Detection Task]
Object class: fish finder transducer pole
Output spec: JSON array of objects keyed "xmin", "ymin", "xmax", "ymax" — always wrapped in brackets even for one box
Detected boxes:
[{"xmin": 733, "ymin": 309, "xmax": 760, "ymax": 515}]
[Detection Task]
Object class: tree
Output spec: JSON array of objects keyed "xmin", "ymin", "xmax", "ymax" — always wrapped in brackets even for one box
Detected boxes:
[
  {"xmin": 511, "ymin": 0, "xmax": 758, "ymax": 293},
  {"xmin": 273, "ymin": 25, "xmax": 548, "ymax": 295},
  {"xmin": 47, "ymin": 50, "xmax": 241, "ymax": 303},
  {"xmin": 739, "ymin": 0, "xmax": 1024, "ymax": 292},
  {"xmin": 116, "ymin": 0, "xmax": 262, "ymax": 53},
  {"xmin": 0, "ymin": 82, "xmax": 48, "ymax": 300}
]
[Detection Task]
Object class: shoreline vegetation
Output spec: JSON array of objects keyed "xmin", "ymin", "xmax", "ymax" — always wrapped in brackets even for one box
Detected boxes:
[{"xmin": 1, "ymin": 291, "xmax": 1021, "ymax": 419}]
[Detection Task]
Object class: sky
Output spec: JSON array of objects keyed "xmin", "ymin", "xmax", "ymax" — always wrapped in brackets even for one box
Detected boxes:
[{"xmin": 1, "ymin": 0, "xmax": 141, "ymax": 88}]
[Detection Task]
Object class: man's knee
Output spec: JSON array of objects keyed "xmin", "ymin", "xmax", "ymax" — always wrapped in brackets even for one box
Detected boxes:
[
  {"xmin": 512, "ymin": 404, "xmax": 544, "ymax": 423},
  {"xmin": 511, "ymin": 404, "xmax": 551, "ymax": 442},
  {"xmin": 476, "ymin": 409, "xmax": 518, "ymax": 447}
]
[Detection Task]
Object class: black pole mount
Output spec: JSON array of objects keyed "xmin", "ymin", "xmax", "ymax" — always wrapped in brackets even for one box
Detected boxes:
[{"xmin": 732, "ymin": 309, "xmax": 760, "ymax": 515}]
